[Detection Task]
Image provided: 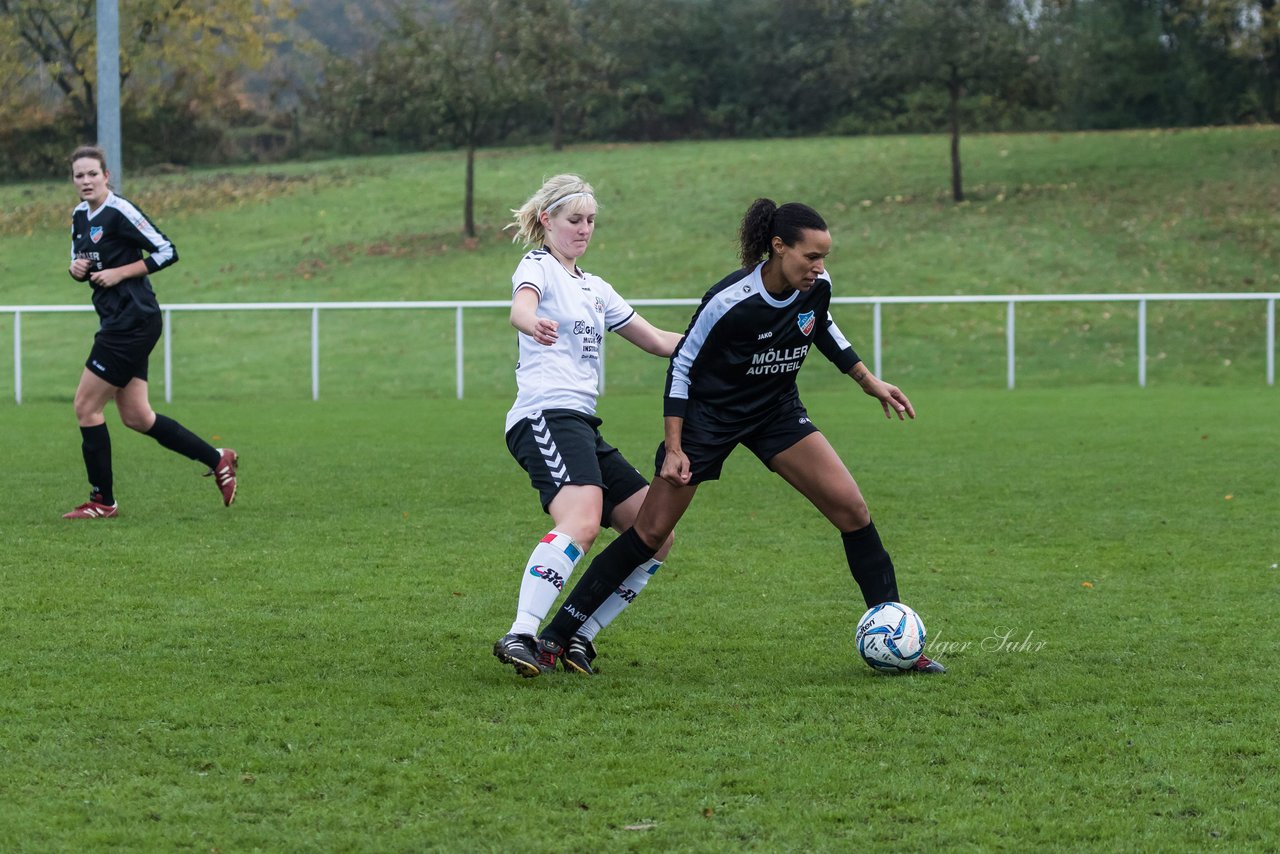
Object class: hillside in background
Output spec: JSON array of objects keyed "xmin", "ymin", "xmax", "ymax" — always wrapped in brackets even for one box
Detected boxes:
[{"xmin": 2, "ymin": 127, "xmax": 1277, "ymax": 397}]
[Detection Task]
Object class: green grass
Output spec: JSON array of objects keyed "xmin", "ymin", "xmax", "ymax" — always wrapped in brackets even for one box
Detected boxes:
[
  {"xmin": 2, "ymin": 386, "xmax": 1278, "ymax": 850},
  {"xmin": 2, "ymin": 127, "xmax": 1278, "ymax": 401},
  {"xmin": 1, "ymin": 129, "xmax": 1278, "ymax": 849}
]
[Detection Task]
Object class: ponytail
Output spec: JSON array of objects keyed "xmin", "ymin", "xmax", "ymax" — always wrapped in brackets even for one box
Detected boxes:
[{"xmin": 737, "ymin": 198, "xmax": 828, "ymax": 268}]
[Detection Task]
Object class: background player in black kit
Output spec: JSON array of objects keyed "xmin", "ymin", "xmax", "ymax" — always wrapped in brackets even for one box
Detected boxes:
[
  {"xmin": 62, "ymin": 145, "xmax": 237, "ymax": 519},
  {"xmin": 531, "ymin": 198, "xmax": 945, "ymax": 674}
]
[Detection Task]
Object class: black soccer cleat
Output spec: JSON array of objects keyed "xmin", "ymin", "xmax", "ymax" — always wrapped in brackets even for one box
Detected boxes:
[
  {"xmin": 913, "ymin": 654, "xmax": 947, "ymax": 674},
  {"xmin": 562, "ymin": 636, "xmax": 597, "ymax": 675},
  {"xmin": 532, "ymin": 637, "xmax": 565, "ymax": 675},
  {"xmin": 493, "ymin": 633, "xmax": 546, "ymax": 678}
]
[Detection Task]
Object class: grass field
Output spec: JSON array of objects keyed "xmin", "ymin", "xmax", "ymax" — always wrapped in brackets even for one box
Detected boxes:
[
  {"xmin": 2, "ymin": 386, "xmax": 1277, "ymax": 850},
  {"xmin": 1, "ymin": 128, "xmax": 1278, "ymax": 849}
]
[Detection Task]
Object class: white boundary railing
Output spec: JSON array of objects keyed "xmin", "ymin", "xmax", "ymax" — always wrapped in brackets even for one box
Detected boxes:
[{"xmin": 3, "ymin": 293, "xmax": 1276, "ymax": 403}]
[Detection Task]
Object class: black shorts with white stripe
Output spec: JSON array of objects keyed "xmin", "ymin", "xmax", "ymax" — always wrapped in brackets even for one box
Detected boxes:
[
  {"xmin": 85, "ymin": 312, "xmax": 162, "ymax": 388},
  {"xmin": 654, "ymin": 395, "xmax": 821, "ymax": 485},
  {"xmin": 505, "ymin": 408, "xmax": 648, "ymax": 524}
]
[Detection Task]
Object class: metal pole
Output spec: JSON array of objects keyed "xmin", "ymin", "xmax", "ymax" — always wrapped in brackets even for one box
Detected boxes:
[
  {"xmin": 1267, "ymin": 298, "xmax": 1275, "ymax": 387},
  {"xmin": 163, "ymin": 308, "xmax": 172, "ymax": 403},
  {"xmin": 311, "ymin": 307, "xmax": 320, "ymax": 401},
  {"xmin": 1138, "ymin": 299, "xmax": 1147, "ymax": 388},
  {"xmin": 1006, "ymin": 300, "xmax": 1016, "ymax": 390},
  {"xmin": 13, "ymin": 312, "xmax": 21, "ymax": 405},
  {"xmin": 96, "ymin": 0, "xmax": 123, "ymax": 188},
  {"xmin": 873, "ymin": 301, "xmax": 882, "ymax": 377},
  {"xmin": 455, "ymin": 306, "xmax": 465, "ymax": 400}
]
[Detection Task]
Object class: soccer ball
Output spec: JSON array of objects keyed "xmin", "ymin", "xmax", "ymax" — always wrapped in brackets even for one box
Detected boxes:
[{"xmin": 855, "ymin": 602, "xmax": 926, "ymax": 672}]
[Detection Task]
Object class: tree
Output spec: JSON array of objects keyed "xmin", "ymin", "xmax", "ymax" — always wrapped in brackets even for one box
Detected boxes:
[
  {"xmin": 315, "ymin": 0, "xmax": 534, "ymax": 236},
  {"xmin": 875, "ymin": 0, "xmax": 1035, "ymax": 201},
  {"xmin": 0, "ymin": 0, "xmax": 291, "ymax": 146},
  {"xmin": 500, "ymin": 0, "xmax": 607, "ymax": 150},
  {"xmin": 1194, "ymin": 0, "xmax": 1280, "ymax": 119}
]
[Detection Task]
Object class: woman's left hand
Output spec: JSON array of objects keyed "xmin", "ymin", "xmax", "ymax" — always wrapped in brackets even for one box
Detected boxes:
[
  {"xmin": 865, "ymin": 377, "xmax": 915, "ymax": 420},
  {"xmin": 851, "ymin": 362, "xmax": 915, "ymax": 420}
]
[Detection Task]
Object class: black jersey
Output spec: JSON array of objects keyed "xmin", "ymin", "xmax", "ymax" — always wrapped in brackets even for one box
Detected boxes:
[
  {"xmin": 664, "ymin": 263, "xmax": 861, "ymax": 424},
  {"xmin": 70, "ymin": 193, "xmax": 178, "ymax": 333}
]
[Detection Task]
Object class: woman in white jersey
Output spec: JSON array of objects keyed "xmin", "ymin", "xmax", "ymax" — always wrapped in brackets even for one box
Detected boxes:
[{"xmin": 493, "ymin": 174, "xmax": 683, "ymax": 677}]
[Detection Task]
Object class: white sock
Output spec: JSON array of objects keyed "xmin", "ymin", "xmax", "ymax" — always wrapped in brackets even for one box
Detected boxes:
[
  {"xmin": 577, "ymin": 558, "xmax": 662, "ymax": 641},
  {"xmin": 509, "ymin": 531, "xmax": 583, "ymax": 636}
]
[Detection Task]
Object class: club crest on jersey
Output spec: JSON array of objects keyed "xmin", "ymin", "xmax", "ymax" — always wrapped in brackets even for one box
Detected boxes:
[
  {"xmin": 594, "ymin": 296, "xmax": 605, "ymax": 313},
  {"xmin": 797, "ymin": 310, "xmax": 816, "ymax": 336},
  {"xmin": 89, "ymin": 226, "xmax": 103, "ymax": 244}
]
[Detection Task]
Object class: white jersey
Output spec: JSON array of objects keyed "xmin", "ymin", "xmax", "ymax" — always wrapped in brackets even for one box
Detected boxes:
[{"xmin": 504, "ymin": 248, "xmax": 636, "ymax": 433}]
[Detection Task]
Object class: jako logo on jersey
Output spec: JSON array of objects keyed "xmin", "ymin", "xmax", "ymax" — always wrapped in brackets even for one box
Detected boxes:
[
  {"xmin": 529, "ymin": 565, "xmax": 566, "ymax": 590},
  {"xmin": 89, "ymin": 226, "xmax": 103, "ymax": 244},
  {"xmin": 797, "ymin": 310, "xmax": 816, "ymax": 336},
  {"xmin": 757, "ymin": 331, "xmax": 773, "ymax": 340}
]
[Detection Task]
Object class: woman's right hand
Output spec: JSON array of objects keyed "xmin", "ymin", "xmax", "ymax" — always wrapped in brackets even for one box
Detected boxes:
[
  {"xmin": 69, "ymin": 259, "xmax": 92, "ymax": 281},
  {"xmin": 528, "ymin": 317, "xmax": 559, "ymax": 346},
  {"xmin": 660, "ymin": 446, "xmax": 692, "ymax": 486}
]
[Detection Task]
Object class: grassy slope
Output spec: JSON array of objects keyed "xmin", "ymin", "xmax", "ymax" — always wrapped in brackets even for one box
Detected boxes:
[{"xmin": 2, "ymin": 127, "xmax": 1278, "ymax": 401}]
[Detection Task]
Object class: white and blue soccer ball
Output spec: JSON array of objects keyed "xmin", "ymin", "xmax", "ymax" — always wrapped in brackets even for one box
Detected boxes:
[{"xmin": 856, "ymin": 602, "xmax": 926, "ymax": 672}]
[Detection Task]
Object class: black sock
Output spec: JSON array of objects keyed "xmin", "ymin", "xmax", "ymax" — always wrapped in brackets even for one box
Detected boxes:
[
  {"xmin": 541, "ymin": 527, "xmax": 658, "ymax": 648},
  {"xmin": 80, "ymin": 424, "xmax": 114, "ymax": 505},
  {"xmin": 842, "ymin": 521, "xmax": 900, "ymax": 608},
  {"xmin": 145, "ymin": 413, "xmax": 220, "ymax": 468}
]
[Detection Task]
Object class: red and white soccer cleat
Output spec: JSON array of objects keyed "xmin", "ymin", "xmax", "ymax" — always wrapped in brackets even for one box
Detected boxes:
[
  {"xmin": 913, "ymin": 654, "xmax": 947, "ymax": 674},
  {"xmin": 204, "ymin": 448, "xmax": 238, "ymax": 506},
  {"xmin": 62, "ymin": 500, "xmax": 118, "ymax": 519}
]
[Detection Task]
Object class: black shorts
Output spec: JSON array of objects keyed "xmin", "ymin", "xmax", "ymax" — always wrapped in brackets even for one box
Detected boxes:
[
  {"xmin": 655, "ymin": 396, "xmax": 820, "ymax": 485},
  {"xmin": 506, "ymin": 409, "xmax": 648, "ymax": 525},
  {"xmin": 85, "ymin": 314, "xmax": 162, "ymax": 388}
]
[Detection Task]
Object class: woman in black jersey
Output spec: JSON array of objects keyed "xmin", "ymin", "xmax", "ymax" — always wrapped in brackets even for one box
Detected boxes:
[
  {"xmin": 62, "ymin": 145, "xmax": 237, "ymax": 519},
  {"xmin": 530, "ymin": 198, "xmax": 945, "ymax": 674}
]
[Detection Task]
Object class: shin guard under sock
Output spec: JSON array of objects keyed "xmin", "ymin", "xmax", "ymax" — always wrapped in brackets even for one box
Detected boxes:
[
  {"xmin": 541, "ymin": 527, "xmax": 657, "ymax": 648},
  {"xmin": 80, "ymin": 423, "xmax": 114, "ymax": 505},
  {"xmin": 842, "ymin": 521, "xmax": 901, "ymax": 608},
  {"xmin": 509, "ymin": 531, "xmax": 583, "ymax": 637},
  {"xmin": 577, "ymin": 558, "xmax": 662, "ymax": 641},
  {"xmin": 145, "ymin": 413, "xmax": 220, "ymax": 468}
]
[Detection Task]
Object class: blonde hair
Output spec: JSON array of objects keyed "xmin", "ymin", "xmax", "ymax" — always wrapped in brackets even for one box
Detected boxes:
[{"xmin": 508, "ymin": 174, "xmax": 597, "ymax": 246}]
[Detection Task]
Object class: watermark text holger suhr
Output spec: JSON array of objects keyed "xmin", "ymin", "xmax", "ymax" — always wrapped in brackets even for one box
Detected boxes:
[{"xmin": 928, "ymin": 626, "xmax": 1047, "ymax": 657}]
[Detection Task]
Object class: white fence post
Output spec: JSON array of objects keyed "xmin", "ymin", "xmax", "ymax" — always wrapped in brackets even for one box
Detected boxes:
[
  {"xmin": 13, "ymin": 311, "xmax": 21, "ymax": 405},
  {"xmin": 311, "ymin": 307, "xmax": 320, "ymax": 401},
  {"xmin": 1006, "ymin": 300, "xmax": 1016, "ymax": 390},
  {"xmin": 872, "ymin": 301, "xmax": 882, "ymax": 377},
  {"xmin": 163, "ymin": 308, "xmax": 173, "ymax": 403},
  {"xmin": 1138, "ymin": 299, "xmax": 1147, "ymax": 388},
  {"xmin": 1268, "ymin": 299, "xmax": 1275, "ymax": 387},
  {"xmin": 456, "ymin": 306, "xmax": 465, "ymax": 400}
]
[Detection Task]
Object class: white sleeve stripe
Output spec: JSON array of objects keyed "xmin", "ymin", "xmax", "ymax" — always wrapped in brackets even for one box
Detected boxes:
[
  {"xmin": 669, "ymin": 290, "xmax": 740, "ymax": 399},
  {"xmin": 826, "ymin": 313, "xmax": 853, "ymax": 351},
  {"xmin": 109, "ymin": 197, "xmax": 175, "ymax": 265},
  {"xmin": 606, "ymin": 310, "xmax": 635, "ymax": 332},
  {"xmin": 513, "ymin": 281, "xmax": 542, "ymax": 297}
]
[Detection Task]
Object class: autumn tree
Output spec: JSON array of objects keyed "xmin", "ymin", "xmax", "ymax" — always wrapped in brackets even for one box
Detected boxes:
[{"xmin": 0, "ymin": 0, "xmax": 292, "ymax": 149}]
